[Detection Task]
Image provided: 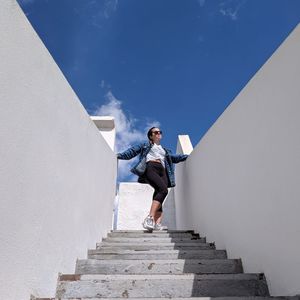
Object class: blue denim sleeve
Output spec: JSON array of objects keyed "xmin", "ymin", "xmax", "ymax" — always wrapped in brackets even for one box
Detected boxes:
[
  {"xmin": 117, "ymin": 143, "xmax": 143, "ymax": 160},
  {"xmin": 170, "ymin": 153, "xmax": 189, "ymax": 163}
]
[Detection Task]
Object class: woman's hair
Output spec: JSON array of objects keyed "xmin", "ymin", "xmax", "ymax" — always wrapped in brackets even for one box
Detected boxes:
[{"xmin": 147, "ymin": 126, "xmax": 157, "ymax": 141}]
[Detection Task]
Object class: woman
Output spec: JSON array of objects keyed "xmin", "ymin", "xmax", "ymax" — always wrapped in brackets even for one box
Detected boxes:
[{"xmin": 116, "ymin": 127, "xmax": 189, "ymax": 231}]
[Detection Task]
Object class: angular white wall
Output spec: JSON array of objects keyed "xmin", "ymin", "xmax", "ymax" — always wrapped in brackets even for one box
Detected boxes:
[
  {"xmin": 174, "ymin": 24, "xmax": 300, "ymax": 296},
  {"xmin": 117, "ymin": 182, "xmax": 176, "ymax": 230},
  {"xmin": 116, "ymin": 135, "xmax": 192, "ymax": 231},
  {"xmin": 91, "ymin": 116, "xmax": 116, "ymax": 151},
  {"xmin": 0, "ymin": 1, "xmax": 117, "ymax": 299}
]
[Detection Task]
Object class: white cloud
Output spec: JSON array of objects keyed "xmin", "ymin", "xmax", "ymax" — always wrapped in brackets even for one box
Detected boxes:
[
  {"xmin": 219, "ymin": 7, "xmax": 238, "ymax": 20},
  {"xmin": 76, "ymin": 0, "xmax": 118, "ymax": 29},
  {"xmin": 104, "ymin": 0, "xmax": 118, "ymax": 19},
  {"xmin": 100, "ymin": 80, "xmax": 111, "ymax": 89},
  {"xmin": 94, "ymin": 91, "xmax": 160, "ymax": 182},
  {"xmin": 219, "ymin": 0, "xmax": 247, "ymax": 21}
]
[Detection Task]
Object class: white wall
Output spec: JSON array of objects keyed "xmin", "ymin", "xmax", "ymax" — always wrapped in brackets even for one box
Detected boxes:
[
  {"xmin": 117, "ymin": 182, "xmax": 176, "ymax": 230},
  {"xmin": 174, "ymin": 24, "xmax": 300, "ymax": 296},
  {"xmin": 174, "ymin": 135, "xmax": 194, "ymax": 229},
  {"xmin": 91, "ymin": 116, "xmax": 116, "ymax": 151},
  {"xmin": 116, "ymin": 136, "xmax": 193, "ymax": 230},
  {"xmin": 0, "ymin": 1, "xmax": 117, "ymax": 299},
  {"xmin": 176, "ymin": 135, "xmax": 194, "ymax": 155}
]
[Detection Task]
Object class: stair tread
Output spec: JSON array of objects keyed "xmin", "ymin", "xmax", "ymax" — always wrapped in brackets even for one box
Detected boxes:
[
  {"xmin": 34, "ymin": 298, "xmax": 300, "ymax": 300},
  {"xmin": 75, "ymin": 257, "xmax": 243, "ymax": 274},
  {"xmin": 96, "ymin": 243, "xmax": 214, "ymax": 250},
  {"xmin": 102, "ymin": 239, "xmax": 205, "ymax": 243},
  {"xmin": 77, "ymin": 258, "xmax": 238, "ymax": 264},
  {"xmin": 59, "ymin": 273, "xmax": 264, "ymax": 280},
  {"xmin": 107, "ymin": 233, "xmax": 202, "ymax": 238},
  {"xmin": 89, "ymin": 249, "xmax": 223, "ymax": 253},
  {"xmin": 110, "ymin": 229, "xmax": 194, "ymax": 234},
  {"xmin": 101, "ymin": 240, "xmax": 206, "ymax": 244},
  {"xmin": 98, "ymin": 240, "xmax": 210, "ymax": 246},
  {"xmin": 88, "ymin": 250, "xmax": 223, "ymax": 258},
  {"xmin": 56, "ymin": 273, "xmax": 269, "ymax": 298}
]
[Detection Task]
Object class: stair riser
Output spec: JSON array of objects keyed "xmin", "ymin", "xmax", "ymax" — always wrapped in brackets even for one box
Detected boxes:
[
  {"xmin": 107, "ymin": 233, "xmax": 201, "ymax": 239},
  {"xmin": 96, "ymin": 245, "xmax": 215, "ymax": 251},
  {"xmin": 88, "ymin": 251, "xmax": 227, "ymax": 260},
  {"xmin": 75, "ymin": 259, "xmax": 243, "ymax": 274},
  {"xmin": 103, "ymin": 237, "xmax": 205, "ymax": 243},
  {"xmin": 111, "ymin": 230, "xmax": 196, "ymax": 233},
  {"xmin": 56, "ymin": 278, "xmax": 269, "ymax": 298},
  {"xmin": 34, "ymin": 297, "xmax": 300, "ymax": 300}
]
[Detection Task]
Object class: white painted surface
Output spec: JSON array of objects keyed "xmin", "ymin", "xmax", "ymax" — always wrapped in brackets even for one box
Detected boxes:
[
  {"xmin": 174, "ymin": 135, "xmax": 193, "ymax": 229},
  {"xmin": 116, "ymin": 136, "xmax": 193, "ymax": 231},
  {"xmin": 176, "ymin": 135, "xmax": 193, "ymax": 155},
  {"xmin": 91, "ymin": 116, "xmax": 116, "ymax": 151},
  {"xmin": 0, "ymin": 1, "xmax": 117, "ymax": 299},
  {"xmin": 117, "ymin": 182, "xmax": 176, "ymax": 230},
  {"xmin": 174, "ymin": 24, "xmax": 300, "ymax": 296}
]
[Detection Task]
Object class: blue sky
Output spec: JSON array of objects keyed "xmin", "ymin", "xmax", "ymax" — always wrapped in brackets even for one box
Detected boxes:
[{"xmin": 17, "ymin": 0, "xmax": 300, "ymax": 182}]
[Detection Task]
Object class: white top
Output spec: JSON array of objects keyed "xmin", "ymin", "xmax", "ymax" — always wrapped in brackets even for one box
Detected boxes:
[{"xmin": 146, "ymin": 143, "xmax": 166, "ymax": 168}]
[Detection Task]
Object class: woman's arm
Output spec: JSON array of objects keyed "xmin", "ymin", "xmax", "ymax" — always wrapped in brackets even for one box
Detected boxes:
[
  {"xmin": 117, "ymin": 143, "xmax": 143, "ymax": 160},
  {"xmin": 169, "ymin": 153, "xmax": 189, "ymax": 163}
]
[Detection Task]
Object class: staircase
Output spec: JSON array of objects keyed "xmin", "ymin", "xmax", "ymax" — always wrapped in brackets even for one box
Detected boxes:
[{"xmin": 34, "ymin": 229, "xmax": 298, "ymax": 299}]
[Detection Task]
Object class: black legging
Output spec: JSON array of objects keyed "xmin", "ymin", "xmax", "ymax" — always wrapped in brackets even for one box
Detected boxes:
[{"xmin": 144, "ymin": 161, "xmax": 169, "ymax": 212}]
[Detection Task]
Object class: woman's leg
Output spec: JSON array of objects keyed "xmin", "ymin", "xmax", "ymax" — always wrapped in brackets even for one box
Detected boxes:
[
  {"xmin": 145, "ymin": 162, "xmax": 168, "ymax": 220},
  {"xmin": 152, "ymin": 191, "xmax": 163, "ymax": 223},
  {"xmin": 149, "ymin": 201, "xmax": 161, "ymax": 218},
  {"xmin": 153, "ymin": 167, "xmax": 168, "ymax": 224},
  {"xmin": 154, "ymin": 211, "xmax": 162, "ymax": 224}
]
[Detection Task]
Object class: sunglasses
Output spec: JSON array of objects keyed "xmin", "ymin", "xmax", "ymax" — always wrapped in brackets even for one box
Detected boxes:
[{"xmin": 152, "ymin": 130, "xmax": 162, "ymax": 135}]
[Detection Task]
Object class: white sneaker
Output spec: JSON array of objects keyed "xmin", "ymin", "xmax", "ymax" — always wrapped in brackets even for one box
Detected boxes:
[
  {"xmin": 154, "ymin": 223, "xmax": 168, "ymax": 231},
  {"xmin": 142, "ymin": 215, "xmax": 155, "ymax": 231}
]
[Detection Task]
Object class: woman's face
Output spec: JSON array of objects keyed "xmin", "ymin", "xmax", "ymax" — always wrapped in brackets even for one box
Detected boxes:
[{"xmin": 150, "ymin": 127, "xmax": 162, "ymax": 143}]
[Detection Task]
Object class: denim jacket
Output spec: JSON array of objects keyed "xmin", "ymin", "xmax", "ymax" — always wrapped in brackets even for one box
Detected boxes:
[{"xmin": 117, "ymin": 141, "xmax": 189, "ymax": 188}]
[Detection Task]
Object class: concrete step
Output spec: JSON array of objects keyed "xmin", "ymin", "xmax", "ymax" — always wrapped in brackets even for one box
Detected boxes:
[
  {"xmin": 107, "ymin": 232, "xmax": 202, "ymax": 239},
  {"xmin": 102, "ymin": 237, "xmax": 206, "ymax": 243},
  {"xmin": 111, "ymin": 230, "xmax": 196, "ymax": 233},
  {"xmin": 56, "ymin": 273, "xmax": 269, "ymax": 298},
  {"xmin": 88, "ymin": 249, "xmax": 227, "ymax": 260},
  {"xmin": 96, "ymin": 242, "xmax": 215, "ymax": 251},
  {"xmin": 33, "ymin": 297, "xmax": 300, "ymax": 300},
  {"xmin": 75, "ymin": 258, "xmax": 243, "ymax": 274}
]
